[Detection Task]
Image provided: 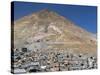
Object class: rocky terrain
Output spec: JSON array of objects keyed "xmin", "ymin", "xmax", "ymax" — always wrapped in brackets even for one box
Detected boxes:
[{"xmin": 11, "ymin": 9, "xmax": 97, "ymax": 74}]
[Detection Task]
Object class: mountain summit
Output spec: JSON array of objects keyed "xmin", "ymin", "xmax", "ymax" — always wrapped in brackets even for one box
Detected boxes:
[{"xmin": 14, "ymin": 9, "xmax": 97, "ymax": 56}]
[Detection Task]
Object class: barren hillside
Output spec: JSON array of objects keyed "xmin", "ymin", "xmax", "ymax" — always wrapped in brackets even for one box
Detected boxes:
[{"xmin": 13, "ymin": 9, "xmax": 97, "ymax": 56}]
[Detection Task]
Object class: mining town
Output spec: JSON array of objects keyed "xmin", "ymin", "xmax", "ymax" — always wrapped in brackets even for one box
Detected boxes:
[{"xmin": 12, "ymin": 47, "xmax": 97, "ymax": 73}]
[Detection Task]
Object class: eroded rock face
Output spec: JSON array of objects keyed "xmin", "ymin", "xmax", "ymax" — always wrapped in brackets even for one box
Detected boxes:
[{"xmin": 12, "ymin": 9, "xmax": 97, "ymax": 73}]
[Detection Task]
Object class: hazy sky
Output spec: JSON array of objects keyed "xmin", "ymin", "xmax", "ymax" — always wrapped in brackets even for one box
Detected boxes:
[{"xmin": 12, "ymin": 1, "xmax": 97, "ymax": 33}]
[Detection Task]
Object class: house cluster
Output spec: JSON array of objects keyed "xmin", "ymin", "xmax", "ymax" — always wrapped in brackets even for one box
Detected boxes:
[{"xmin": 12, "ymin": 47, "xmax": 97, "ymax": 73}]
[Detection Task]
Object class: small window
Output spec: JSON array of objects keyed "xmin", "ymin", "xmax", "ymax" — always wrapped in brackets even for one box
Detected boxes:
[
  {"xmin": 81, "ymin": 63, "xmax": 84, "ymax": 66},
  {"xmin": 78, "ymin": 55, "xmax": 82, "ymax": 57},
  {"xmin": 90, "ymin": 57, "xmax": 93, "ymax": 59},
  {"xmin": 67, "ymin": 55, "xmax": 69, "ymax": 58},
  {"xmin": 36, "ymin": 40, "xmax": 40, "ymax": 42},
  {"xmin": 22, "ymin": 60, "xmax": 25, "ymax": 63},
  {"xmin": 22, "ymin": 48, "xmax": 27, "ymax": 52},
  {"xmin": 16, "ymin": 56, "xmax": 21, "ymax": 60}
]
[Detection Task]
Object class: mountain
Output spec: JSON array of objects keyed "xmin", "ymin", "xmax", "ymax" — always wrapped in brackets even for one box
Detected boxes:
[{"xmin": 13, "ymin": 9, "xmax": 97, "ymax": 56}]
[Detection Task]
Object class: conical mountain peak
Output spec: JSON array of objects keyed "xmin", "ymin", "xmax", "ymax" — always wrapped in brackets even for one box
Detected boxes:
[
  {"xmin": 39, "ymin": 9, "xmax": 52, "ymax": 13},
  {"xmin": 37, "ymin": 9, "xmax": 57, "ymax": 19},
  {"xmin": 14, "ymin": 9, "xmax": 97, "ymax": 56}
]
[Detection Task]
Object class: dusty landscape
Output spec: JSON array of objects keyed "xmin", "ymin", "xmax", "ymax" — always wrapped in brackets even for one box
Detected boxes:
[{"xmin": 11, "ymin": 9, "xmax": 97, "ymax": 73}]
